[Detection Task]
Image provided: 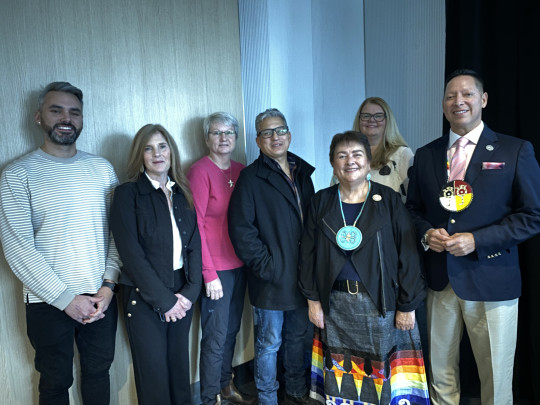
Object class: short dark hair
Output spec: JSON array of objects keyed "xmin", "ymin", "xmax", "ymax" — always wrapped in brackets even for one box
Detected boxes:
[
  {"xmin": 329, "ymin": 131, "xmax": 372, "ymax": 164},
  {"xmin": 37, "ymin": 81, "xmax": 83, "ymax": 110},
  {"xmin": 444, "ymin": 69, "xmax": 485, "ymax": 93}
]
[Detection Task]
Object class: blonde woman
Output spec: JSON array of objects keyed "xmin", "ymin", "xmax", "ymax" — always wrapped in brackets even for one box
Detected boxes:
[{"xmin": 332, "ymin": 97, "xmax": 413, "ymax": 201}]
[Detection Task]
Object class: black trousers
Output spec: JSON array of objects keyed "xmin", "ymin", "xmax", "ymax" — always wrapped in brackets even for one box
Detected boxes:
[
  {"xmin": 199, "ymin": 267, "xmax": 247, "ymax": 405},
  {"xmin": 26, "ymin": 297, "xmax": 118, "ymax": 405},
  {"xmin": 122, "ymin": 270, "xmax": 194, "ymax": 405}
]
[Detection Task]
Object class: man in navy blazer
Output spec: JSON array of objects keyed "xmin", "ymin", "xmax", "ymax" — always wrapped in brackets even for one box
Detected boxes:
[{"xmin": 406, "ymin": 69, "xmax": 540, "ymax": 405}]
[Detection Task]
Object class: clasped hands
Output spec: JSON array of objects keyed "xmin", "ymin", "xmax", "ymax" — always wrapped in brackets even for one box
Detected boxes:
[
  {"xmin": 426, "ymin": 228, "xmax": 475, "ymax": 256},
  {"xmin": 64, "ymin": 286, "xmax": 114, "ymax": 325},
  {"xmin": 164, "ymin": 293, "xmax": 192, "ymax": 322}
]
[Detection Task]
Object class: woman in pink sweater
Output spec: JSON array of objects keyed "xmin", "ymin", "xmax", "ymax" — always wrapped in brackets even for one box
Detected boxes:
[{"xmin": 187, "ymin": 112, "xmax": 254, "ymax": 405}]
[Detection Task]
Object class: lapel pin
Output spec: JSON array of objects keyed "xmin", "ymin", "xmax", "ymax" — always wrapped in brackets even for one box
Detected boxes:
[
  {"xmin": 486, "ymin": 145, "xmax": 494, "ymax": 151},
  {"xmin": 372, "ymin": 194, "xmax": 382, "ymax": 201}
]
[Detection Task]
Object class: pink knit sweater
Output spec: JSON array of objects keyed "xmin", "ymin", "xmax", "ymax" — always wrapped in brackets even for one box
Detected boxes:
[{"xmin": 187, "ymin": 156, "xmax": 244, "ymax": 283}]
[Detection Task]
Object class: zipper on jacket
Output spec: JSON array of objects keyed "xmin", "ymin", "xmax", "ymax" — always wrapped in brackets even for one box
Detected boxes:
[
  {"xmin": 322, "ymin": 218, "xmax": 337, "ymax": 236},
  {"xmin": 323, "ymin": 218, "xmax": 347, "ymax": 257},
  {"xmin": 377, "ymin": 231, "xmax": 387, "ymax": 318}
]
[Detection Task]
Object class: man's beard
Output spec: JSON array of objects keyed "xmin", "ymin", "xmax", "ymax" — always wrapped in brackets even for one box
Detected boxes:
[{"xmin": 46, "ymin": 124, "xmax": 81, "ymax": 145}]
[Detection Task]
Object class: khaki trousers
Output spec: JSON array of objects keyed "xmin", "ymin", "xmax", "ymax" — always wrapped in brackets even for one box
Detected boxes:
[{"xmin": 426, "ymin": 284, "xmax": 518, "ymax": 405}]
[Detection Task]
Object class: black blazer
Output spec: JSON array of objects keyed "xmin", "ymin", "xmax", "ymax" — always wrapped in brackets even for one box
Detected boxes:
[
  {"xmin": 406, "ymin": 125, "xmax": 540, "ymax": 301},
  {"xmin": 228, "ymin": 152, "xmax": 315, "ymax": 310},
  {"xmin": 299, "ymin": 183, "xmax": 426, "ymax": 317},
  {"xmin": 111, "ymin": 175, "xmax": 202, "ymax": 315}
]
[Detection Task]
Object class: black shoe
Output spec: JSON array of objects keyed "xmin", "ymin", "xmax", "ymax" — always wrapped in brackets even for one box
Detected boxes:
[
  {"xmin": 220, "ymin": 379, "xmax": 257, "ymax": 405},
  {"xmin": 284, "ymin": 393, "xmax": 309, "ymax": 405}
]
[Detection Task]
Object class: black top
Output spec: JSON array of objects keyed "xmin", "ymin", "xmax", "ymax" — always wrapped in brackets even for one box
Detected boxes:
[{"xmin": 336, "ymin": 202, "xmax": 363, "ymax": 282}]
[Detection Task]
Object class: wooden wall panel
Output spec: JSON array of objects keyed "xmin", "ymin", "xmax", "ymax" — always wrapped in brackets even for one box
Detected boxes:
[{"xmin": 0, "ymin": 0, "xmax": 251, "ymax": 404}]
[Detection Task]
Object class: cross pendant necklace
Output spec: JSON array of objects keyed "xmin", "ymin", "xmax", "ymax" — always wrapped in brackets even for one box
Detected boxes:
[{"xmin": 209, "ymin": 155, "xmax": 234, "ymax": 188}]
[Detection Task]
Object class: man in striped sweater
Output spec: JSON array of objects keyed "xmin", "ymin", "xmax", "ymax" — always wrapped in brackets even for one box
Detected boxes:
[{"xmin": 0, "ymin": 82, "xmax": 121, "ymax": 405}]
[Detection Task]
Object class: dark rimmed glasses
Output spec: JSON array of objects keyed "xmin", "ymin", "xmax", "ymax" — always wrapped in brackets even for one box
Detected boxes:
[
  {"xmin": 257, "ymin": 126, "xmax": 289, "ymax": 138},
  {"xmin": 359, "ymin": 113, "xmax": 386, "ymax": 122}
]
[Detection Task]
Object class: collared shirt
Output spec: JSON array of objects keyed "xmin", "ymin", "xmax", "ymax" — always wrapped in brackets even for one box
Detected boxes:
[
  {"xmin": 262, "ymin": 153, "xmax": 304, "ymax": 223},
  {"xmin": 145, "ymin": 172, "xmax": 183, "ymax": 270},
  {"xmin": 447, "ymin": 121, "xmax": 484, "ymax": 178}
]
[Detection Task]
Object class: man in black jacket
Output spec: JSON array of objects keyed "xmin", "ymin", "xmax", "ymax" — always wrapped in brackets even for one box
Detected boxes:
[{"xmin": 229, "ymin": 108, "xmax": 315, "ymax": 405}]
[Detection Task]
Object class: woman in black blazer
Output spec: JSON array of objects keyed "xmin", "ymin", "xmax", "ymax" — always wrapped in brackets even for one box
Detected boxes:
[
  {"xmin": 111, "ymin": 124, "xmax": 202, "ymax": 405},
  {"xmin": 299, "ymin": 131, "xmax": 428, "ymax": 404}
]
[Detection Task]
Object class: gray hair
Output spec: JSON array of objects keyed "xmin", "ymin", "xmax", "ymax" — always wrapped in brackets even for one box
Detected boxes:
[
  {"xmin": 255, "ymin": 108, "xmax": 288, "ymax": 133},
  {"xmin": 203, "ymin": 112, "xmax": 239, "ymax": 140},
  {"xmin": 37, "ymin": 82, "xmax": 83, "ymax": 110}
]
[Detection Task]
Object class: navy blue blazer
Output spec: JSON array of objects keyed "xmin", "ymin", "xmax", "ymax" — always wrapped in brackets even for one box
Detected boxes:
[{"xmin": 406, "ymin": 125, "xmax": 540, "ymax": 301}]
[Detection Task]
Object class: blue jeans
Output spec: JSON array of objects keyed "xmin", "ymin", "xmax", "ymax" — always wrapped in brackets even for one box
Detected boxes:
[
  {"xmin": 26, "ymin": 297, "xmax": 118, "ymax": 405},
  {"xmin": 199, "ymin": 267, "xmax": 247, "ymax": 405},
  {"xmin": 253, "ymin": 306, "xmax": 309, "ymax": 405}
]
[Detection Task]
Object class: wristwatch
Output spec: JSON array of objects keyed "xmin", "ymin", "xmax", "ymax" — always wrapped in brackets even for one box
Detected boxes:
[
  {"xmin": 421, "ymin": 232, "xmax": 430, "ymax": 251},
  {"xmin": 102, "ymin": 280, "xmax": 119, "ymax": 293}
]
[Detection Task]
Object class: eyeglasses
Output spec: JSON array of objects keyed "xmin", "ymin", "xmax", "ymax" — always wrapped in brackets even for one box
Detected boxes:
[
  {"xmin": 257, "ymin": 126, "xmax": 289, "ymax": 139},
  {"xmin": 208, "ymin": 130, "xmax": 236, "ymax": 138},
  {"xmin": 359, "ymin": 113, "xmax": 386, "ymax": 122}
]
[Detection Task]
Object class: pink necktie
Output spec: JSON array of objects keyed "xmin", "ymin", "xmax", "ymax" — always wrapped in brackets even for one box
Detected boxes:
[{"xmin": 449, "ymin": 137, "xmax": 468, "ymax": 181}]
